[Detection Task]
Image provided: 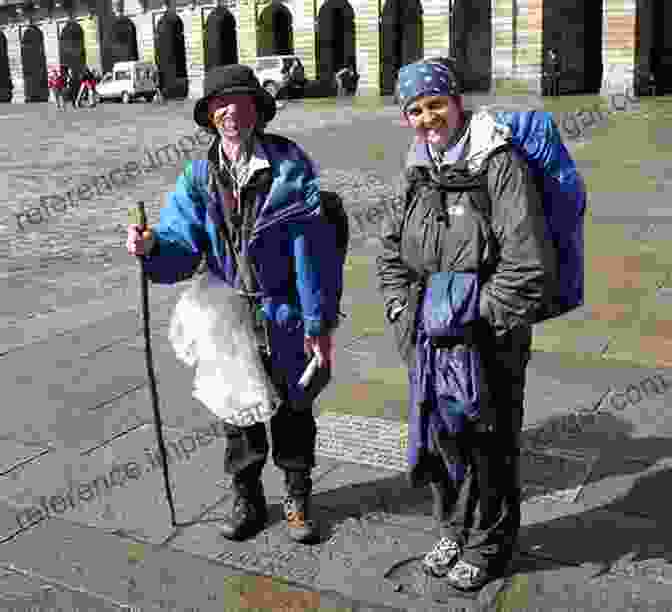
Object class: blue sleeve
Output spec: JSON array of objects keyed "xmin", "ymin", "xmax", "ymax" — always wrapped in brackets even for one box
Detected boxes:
[
  {"xmin": 291, "ymin": 216, "xmax": 340, "ymax": 336},
  {"xmin": 290, "ymin": 176, "xmax": 341, "ymax": 336},
  {"xmin": 142, "ymin": 165, "xmax": 208, "ymax": 285}
]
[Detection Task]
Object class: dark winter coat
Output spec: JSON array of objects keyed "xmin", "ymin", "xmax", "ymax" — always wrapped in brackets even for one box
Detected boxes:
[{"xmin": 376, "ymin": 110, "xmax": 557, "ymax": 445}]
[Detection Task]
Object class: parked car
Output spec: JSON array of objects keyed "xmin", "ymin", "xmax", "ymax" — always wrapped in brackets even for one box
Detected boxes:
[
  {"xmin": 251, "ymin": 55, "xmax": 307, "ymax": 98},
  {"xmin": 97, "ymin": 61, "xmax": 158, "ymax": 103}
]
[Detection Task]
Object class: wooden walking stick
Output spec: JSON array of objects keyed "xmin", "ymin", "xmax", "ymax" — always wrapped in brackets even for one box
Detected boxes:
[{"xmin": 130, "ymin": 201, "xmax": 179, "ymax": 528}]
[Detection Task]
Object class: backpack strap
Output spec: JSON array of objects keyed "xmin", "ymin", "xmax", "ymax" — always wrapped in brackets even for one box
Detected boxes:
[{"xmin": 404, "ymin": 149, "xmax": 509, "ymax": 279}]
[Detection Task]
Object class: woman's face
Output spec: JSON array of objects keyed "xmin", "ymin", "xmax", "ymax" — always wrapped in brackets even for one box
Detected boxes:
[
  {"xmin": 403, "ymin": 95, "xmax": 464, "ymax": 147},
  {"xmin": 208, "ymin": 94, "xmax": 258, "ymax": 142}
]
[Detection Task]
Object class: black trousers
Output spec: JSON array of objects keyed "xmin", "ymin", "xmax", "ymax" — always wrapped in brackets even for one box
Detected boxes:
[
  {"xmin": 428, "ymin": 325, "xmax": 532, "ymax": 572},
  {"xmin": 221, "ymin": 346, "xmax": 317, "ymax": 496}
]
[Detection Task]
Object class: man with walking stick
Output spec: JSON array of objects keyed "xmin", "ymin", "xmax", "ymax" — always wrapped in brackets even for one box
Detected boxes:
[{"xmin": 126, "ymin": 64, "xmax": 343, "ymax": 543}]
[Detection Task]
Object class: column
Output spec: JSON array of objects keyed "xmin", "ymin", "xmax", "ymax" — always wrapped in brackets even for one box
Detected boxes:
[
  {"xmin": 80, "ymin": 15, "xmax": 101, "ymax": 72},
  {"xmin": 421, "ymin": 0, "xmax": 450, "ymax": 60},
  {"xmin": 352, "ymin": 0, "xmax": 379, "ymax": 96},
  {"xmin": 134, "ymin": 11, "xmax": 155, "ymax": 64},
  {"xmin": 516, "ymin": 0, "xmax": 543, "ymax": 93},
  {"xmin": 491, "ymin": 0, "xmax": 514, "ymax": 90},
  {"xmin": 5, "ymin": 26, "xmax": 24, "ymax": 103},
  {"xmin": 601, "ymin": 0, "xmax": 636, "ymax": 94},
  {"xmin": 237, "ymin": 0, "xmax": 257, "ymax": 67},
  {"xmin": 293, "ymin": 0, "xmax": 317, "ymax": 80},
  {"xmin": 42, "ymin": 20, "xmax": 59, "ymax": 67},
  {"xmin": 184, "ymin": 5, "xmax": 205, "ymax": 99}
]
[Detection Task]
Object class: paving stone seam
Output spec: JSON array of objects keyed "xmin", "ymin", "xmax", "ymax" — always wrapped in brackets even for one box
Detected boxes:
[
  {"xmin": 83, "ymin": 381, "xmax": 150, "ymax": 416},
  {"xmin": 0, "ymin": 290, "xmax": 176, "ymax": 356},
  {"xmin": 79, "ymin": 421, "xmax": 151, "ymax": 457},
  {"xmin": 0, "ymin": 483, "xmax": 236, "ymax": 544},
  {"xmin": 0, "ymin": 562, "xmax": 136, "ymax": 610},
  {"xmin": 0, "ymin": 446, "xmax": 53, "ymax": 478},
  {"xmin": 79, "ymin": 335, "xmax": 145, "ymax": 360}
]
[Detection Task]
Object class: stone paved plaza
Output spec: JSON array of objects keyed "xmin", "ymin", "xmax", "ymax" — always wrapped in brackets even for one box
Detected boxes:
[{"xmin": 2, "ymin": 96, "xmax": 672, "ymax": 610}]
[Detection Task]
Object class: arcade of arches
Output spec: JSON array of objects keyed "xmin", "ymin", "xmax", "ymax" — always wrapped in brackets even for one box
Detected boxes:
[{"xmin": 0, "ymin": 0, "xmax": 670, "ymax": 103}]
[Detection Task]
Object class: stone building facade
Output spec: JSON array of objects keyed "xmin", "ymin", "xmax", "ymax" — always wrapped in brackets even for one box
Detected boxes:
[{"xmin": 0, "ymin": 0, "xmax": 668, "ymax": 104}]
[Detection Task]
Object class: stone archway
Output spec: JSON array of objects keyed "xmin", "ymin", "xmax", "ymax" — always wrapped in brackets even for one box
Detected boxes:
[
  {"xmin": 452, "ymin": 0, "xmax": 491, "ymax": 91},
  {"xmin": 205, "ymin": 7, "xmax": 238, "ymax": 71},
  {"xmin": 59, "ymin": 20, "xmax": 86, "ymax": 75},
  {"xmin": 317, "ymin": 0, "xmax": 355, "ymax": 83},
  {"xmin": 21, "ymin": 26, "xmax": 49, "ymax": 102},
  {"xmin": 543, "ymin": 0, "xmax": 604, "ymax": 95},
  {"xmin": 381, "ymin": 0, "xmax": 423, "ymax": 95},
  {"xmin": 257, "ymin": 2, "xmax": 294, "ymax": 57},
  {"xmin": 156, "ymin": 11, "xmax": 188, "ymax": 98},
  {"xmin": 0, "ymin": 31, "xmax": 12, "ymax": 102},
  {"xmin": 104, "ymin": 17, "xmax": 139, "ymax": 73}
]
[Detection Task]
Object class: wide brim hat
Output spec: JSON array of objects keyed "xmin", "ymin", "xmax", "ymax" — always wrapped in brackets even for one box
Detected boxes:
[{"xmin": 194, "ymin": 64, "xmax": 277, "ymax": 132}]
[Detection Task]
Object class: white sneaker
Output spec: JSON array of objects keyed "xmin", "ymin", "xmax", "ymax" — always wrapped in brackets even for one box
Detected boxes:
[{"xmin": 422, "ymin": 537, "xmax": 461, "ymax": 577}]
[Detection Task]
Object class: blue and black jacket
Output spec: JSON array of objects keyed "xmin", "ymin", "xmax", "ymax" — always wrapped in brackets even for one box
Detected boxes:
[{"xmin": 141, "ymin": 132, "xmax": 343, "ymax": 402}]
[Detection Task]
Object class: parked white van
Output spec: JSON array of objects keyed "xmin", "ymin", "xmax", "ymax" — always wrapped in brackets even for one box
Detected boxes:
[{"xmin": 97, "ymin": 61, "xmax": 157, "ymax": 103}]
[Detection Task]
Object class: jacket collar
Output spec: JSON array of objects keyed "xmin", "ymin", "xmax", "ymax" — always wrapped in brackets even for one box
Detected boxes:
[{"xmin": 218, "ymin": 133, "xmax": 271, "ymax": 180}]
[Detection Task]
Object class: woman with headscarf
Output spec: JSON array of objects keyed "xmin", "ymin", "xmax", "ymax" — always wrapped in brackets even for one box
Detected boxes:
[{"xmin": 376, "ymin": 58, "xmax": 557, "ymax": 592}]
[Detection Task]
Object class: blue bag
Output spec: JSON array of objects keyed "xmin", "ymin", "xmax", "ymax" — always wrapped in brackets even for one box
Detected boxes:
[
  {"xmin": 421, "ymin": 271, "xmax": 481, "ymax": 340},
  {"xmin": 493, "ymin": 110, "xmax": 587, "ymax": 322}
]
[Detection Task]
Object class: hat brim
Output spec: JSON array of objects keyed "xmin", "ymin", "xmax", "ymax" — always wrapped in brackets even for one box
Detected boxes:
[{"xmin": 194, "ymin": 85, "xmax": 277, "ymax": 131}]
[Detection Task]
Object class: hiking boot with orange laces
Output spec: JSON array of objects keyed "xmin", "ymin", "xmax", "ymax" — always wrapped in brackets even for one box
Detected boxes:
[
  {"xmin": 283, "ymin": 495, "xmax": 316, "ymax": 543},
  {"xmin": 283, "ymin": 470, "xmax": 317, "ymax": 543}
]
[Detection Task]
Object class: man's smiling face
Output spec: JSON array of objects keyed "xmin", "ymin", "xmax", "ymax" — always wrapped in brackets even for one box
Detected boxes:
[
  {"xmin": 208, "ymin": 94, "xmax": 258, "ymax": 142},
  {"xmin": 402, "ymin": 95, "xmax": 464, "ymax": 147}
]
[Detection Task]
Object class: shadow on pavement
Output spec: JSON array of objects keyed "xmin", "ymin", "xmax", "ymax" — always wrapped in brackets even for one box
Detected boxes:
[
  {"xmin": 518, "ymin": 410, "xmax": 672, "ymax": 574},
  {"xmin": 272, "ymin": 409, "xmax": 672, "ymax": 580}
]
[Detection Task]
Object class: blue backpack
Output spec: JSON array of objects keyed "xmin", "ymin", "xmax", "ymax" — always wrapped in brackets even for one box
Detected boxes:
[
  {"xmin": 407, "ymin": 110, "xmax": 586, "ymax": 324},
  {"xmin": 493, "ymin": 110, "xmax": 586, "ymax": 322}
]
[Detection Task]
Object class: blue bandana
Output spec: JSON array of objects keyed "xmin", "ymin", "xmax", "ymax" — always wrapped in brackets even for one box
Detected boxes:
[{"xmin": 396, "ymin": 60, "xmax": 462, "ymax": 112}]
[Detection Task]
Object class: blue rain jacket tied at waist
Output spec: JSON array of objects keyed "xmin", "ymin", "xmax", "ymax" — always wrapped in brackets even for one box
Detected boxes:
[{"xmin": 407, "ymin": 271, "xmax": 489, "ymax": 487}]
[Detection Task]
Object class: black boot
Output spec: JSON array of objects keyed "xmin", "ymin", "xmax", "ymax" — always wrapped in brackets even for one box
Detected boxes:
[
  {"xmin": 219, "ymin": 470, "xmax": 268, "ymax": 541},
  {"xmin": 283, "ymin": 471, "xmax": 317, "ymax": 543}
]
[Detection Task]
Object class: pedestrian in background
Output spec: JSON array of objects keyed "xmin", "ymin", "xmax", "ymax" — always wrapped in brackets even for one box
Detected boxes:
[
  {"xmin": 335, "ymin": 63, "xmax": 358, "ymax": 97},
  {"xmin": 64, "ymin": 67, "xmax": 78, "ymax": 110},
  {"xmin": 377, "ymin": 57, "xmax": 557, "ymax": 593},
  {"xmin": 75, "ymin": 65, "xmax": 97, "ymax": 107},
  {"xmin": 152, "ymin": 67, "xmax": 165, "ymax": 104},
  {"xmin": 126, "ymin": 64, "xmax": 343, "ymax": 545},
  {"xmin": 48, "ymin": 65, "xmax": 66, "ymax": 110},
  {"xmin": 547, "ymin": 48, "xmax": 561, "ymax": 97}
]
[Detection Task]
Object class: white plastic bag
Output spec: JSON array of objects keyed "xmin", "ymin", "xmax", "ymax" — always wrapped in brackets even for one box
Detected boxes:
[{"xmin": 168, "ymin": 272, "xmax": 278, "ymax": 427}]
